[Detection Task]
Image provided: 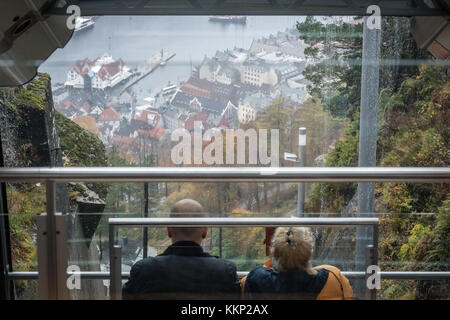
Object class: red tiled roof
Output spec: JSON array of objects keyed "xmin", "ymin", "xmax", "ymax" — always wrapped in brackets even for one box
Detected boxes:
[
  {"xmin": 71, "ymin": 57, "xmax": 98, "ymax": 76},
  {"xmin": 80, "ymin": 101, "xmax": 91, "ymax": 113},
  {"xmin": 97, "ymin": 59, "xmax": 123, "ymax": 80},
  {"xmin": 185, "ymin": 112, "xmax": 208, "ymax": 131},
  {"xmin": 112, "ymin": 135, "xmax": 134, "ymax": 146},
  {"xmin": 218, "ymin": 117, "xmax": 230, "ymax": 128},
  {"xmin": 136, "ymin": 110, "xmax": 161, "ymax": 127},
  {"xmin": 70, "ymin": 57, "xmax": 124, "ymax": 80},
  {"xmin": 137, "ymin": 127, "xmax": 166, "ymax": 141},
  {"xmin": 180, "ymin": 77, "xmax": 214, "ymax": 98},
  {"xmin": 98, "ymin": 106, "xmax": 121, "ymax": 122},
  {"xmin": 61, "ymin": 100, "xmax": 76, "ymax": 109},
  {"xmin": 152, "ymin": 127, "xmax": 166, "ymax": 140}
]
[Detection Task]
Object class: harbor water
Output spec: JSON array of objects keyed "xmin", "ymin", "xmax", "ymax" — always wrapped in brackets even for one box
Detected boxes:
[{"xmin": 39, "ymin": 16, "xmax": 306, "ymax": 102}]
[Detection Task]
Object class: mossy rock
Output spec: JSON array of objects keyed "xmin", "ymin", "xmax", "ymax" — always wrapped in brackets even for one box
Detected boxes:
[{"xmin": 56, "ymin": 111, "xmax": 108, "ymax": 199}]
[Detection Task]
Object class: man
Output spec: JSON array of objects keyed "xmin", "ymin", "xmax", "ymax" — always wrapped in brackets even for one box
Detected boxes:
[{"xmin": 122, "ymin": 199, "xmax": 240, "ymax": 299}]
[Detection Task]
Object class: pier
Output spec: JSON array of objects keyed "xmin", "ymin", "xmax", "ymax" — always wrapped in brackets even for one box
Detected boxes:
[{"xmin": 118, "ymin": 50, "xmax": 175, "ymax": 94}]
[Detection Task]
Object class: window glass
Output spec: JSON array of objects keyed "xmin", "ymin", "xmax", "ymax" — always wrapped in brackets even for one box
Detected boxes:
[{"xmin": 0, "ymin": 15, "xmax": 448, "ymax": 300}]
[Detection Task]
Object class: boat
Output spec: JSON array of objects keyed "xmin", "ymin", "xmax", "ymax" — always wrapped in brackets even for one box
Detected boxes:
[
  {"xmin": 161, "ymin": 84, "xmax": 177, "ymax": 95},
  {"xmin": 208, "ymin": 16, "xmax": 247, "ymax": 24},
  {"xmin": 74, "ymin": 17, "xmax": 95, "ymax": 32}
]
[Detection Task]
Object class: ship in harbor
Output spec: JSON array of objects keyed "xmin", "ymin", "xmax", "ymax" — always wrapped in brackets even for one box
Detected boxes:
[
  {"xmin": 208, "ymin": 16, "xmax": 247, "ymax": 24},
  {"xmin": 74, "ymin": 17, "xmax": 95, "ymax": 33}
]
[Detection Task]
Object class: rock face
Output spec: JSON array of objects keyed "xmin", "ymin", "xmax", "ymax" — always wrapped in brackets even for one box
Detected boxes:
[
  {"xmin": 0, "ymin": 74, "xmax": 57, "ymax": 167},
  {"xmin": 0, "ymin": 74, "xmax": 108, "ymax": 299}
]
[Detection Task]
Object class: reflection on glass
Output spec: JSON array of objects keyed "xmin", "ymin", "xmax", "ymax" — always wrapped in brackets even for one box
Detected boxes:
[{"xmin": 0, "ymin": 15, "xmax": 448, "ymax": 300}]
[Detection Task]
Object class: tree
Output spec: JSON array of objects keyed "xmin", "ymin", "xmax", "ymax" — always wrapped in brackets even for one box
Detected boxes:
[
  {"xmin": 297, "ymin": 16, "xmax": 363, "ymax": 117},
  {"xmin": 297, "ymin": 16, "xmax": 429, "ymax": 118}
]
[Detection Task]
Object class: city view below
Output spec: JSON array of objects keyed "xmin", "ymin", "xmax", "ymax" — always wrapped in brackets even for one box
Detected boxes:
[
  {"xmin": 1, "ymin": 13, "xmax": 448, "ymax": 301},
  {"xmin": 40, "ymin": 16, "xmax": 313, "ymax": 162}
]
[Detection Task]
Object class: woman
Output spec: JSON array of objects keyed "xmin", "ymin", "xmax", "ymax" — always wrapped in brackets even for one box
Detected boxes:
[{"xmin": 244, "ymin": 227, "xmax": 353, "ymax": 300}]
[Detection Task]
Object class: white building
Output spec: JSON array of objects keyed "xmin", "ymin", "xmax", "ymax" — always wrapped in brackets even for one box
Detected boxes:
[
  {"xmin": 240, "ymin": 61, "xmax": 278, "ymax": 87},
  {"xmin": 97, "ymin": 106, "xmax": 121, "ymax": 131},
  {"xmin": 198, "ymin": 57, "xmax": 240, "ymax": 85},
  {"xmin": 119, "ymin": 91, "xmax": 134, "ymax": 105},
  {"xmin": 238, "ymin": 102, "xmax": 257, "ymax": 124},
  {"xmin": 238, "ymin": 92, "xmax": 272, "ymax": 124},
  {"xmin": 65, "ymin": 54, "xmax": 133, "ymax": 90},
  {"xmin": 52, "ymin": 87, "xmax": 69, "ymax": 104}
]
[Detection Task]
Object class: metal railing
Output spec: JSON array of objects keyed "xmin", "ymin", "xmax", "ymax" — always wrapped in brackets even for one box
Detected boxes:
[
  {"xmin": 1, "ymin": 166, "xmax": 449, "ymax": 300},
  {"xmin": 108, "ymin": 217, "xmax": 381, "ymax": 300},
  {"xmin": 0, "ymin": 166, "xmax": 449, "ymax": 182},
  {"xmin": 8, "ymin": 271, "xmax": 450, "ymax": 281}
]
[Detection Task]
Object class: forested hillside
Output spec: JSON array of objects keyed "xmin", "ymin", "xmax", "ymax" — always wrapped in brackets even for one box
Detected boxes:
[
  {"xmin": 1, "ymin": 16, "xmax": 447, "ymax": 300},
  {"xmin": 298, "ymin": 17, "xmax": 449, "ymax": 299}
]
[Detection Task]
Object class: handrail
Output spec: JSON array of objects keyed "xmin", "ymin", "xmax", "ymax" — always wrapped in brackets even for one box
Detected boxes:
[
  {"xmin": 0, "ymin": 167, "xmax": 449, "ymax": 182},
  {"xmin": 7, "ymin": 271, "xmax": 450, "ymax": 281},
  {"xmin": 108, "ymin": 217, "xmax": 380, "ymax": 227}
]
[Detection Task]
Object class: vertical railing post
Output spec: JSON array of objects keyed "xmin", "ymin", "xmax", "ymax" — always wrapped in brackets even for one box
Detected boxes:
[
  {"xmin": 363, "ymin": 224, "xmax": 379, "ymax": 300},
  {"xmin": 373, "ymin": 224, "xmax": 379, "ymax": 265},
  {"xmin": 55, "ymin": 214, "xmax": 69, "ymax": 299},
  {"xmin": 36, "ymin": 214, "xmax": 49, "ymax": 299},
  {"xmin": 372, "ymin": 224, "xmax": 379, "ymax": 300},
  {"xmin": 112, "ymin": 245, "xmax": 122, "ymax": 300},
  {"xmin": 37, "ymin": 181, "xmax": 69, "ymax": 300},
  {"xmin": 108, "ymin": 224, "xmax": 115, "ymax": 299},
  {"xmin": 0, "ymin": 181, "xmax": 13, "ymax": 300},
  {"xmin": 109, "ymin": 224, "xmax": 122, "ymax": 300},
  {"xmin": 364, "ymin": 245, "xmax": 377, "ymax": 300},
  {"xmin": 297, "ymin": 127, "xmax": 306, "ymax": 217},
  {"xmin": 44, "ymin": 180, "xmax": 57, "ymax": 299},
  {"xmin": 143, "ymin": 182, "xmax": 149, "ymax": 258},
  {"xmin": 38, "ymin": 181, "xmax": 56, "ymax": 299}
]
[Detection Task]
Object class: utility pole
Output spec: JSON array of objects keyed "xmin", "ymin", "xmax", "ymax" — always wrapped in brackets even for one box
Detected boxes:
[
  {"xmin": 298, "ymin": 127, "xmax": 306, "ymax": 217},
  {"xmin": 355, "ymin": 15, "xmax": 381, "ymax": 298}
]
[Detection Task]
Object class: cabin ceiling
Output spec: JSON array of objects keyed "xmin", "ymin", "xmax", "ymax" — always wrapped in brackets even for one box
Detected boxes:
[{"xmin": 46, "ymin": 0, "xmax": 450, "ymax": 16}]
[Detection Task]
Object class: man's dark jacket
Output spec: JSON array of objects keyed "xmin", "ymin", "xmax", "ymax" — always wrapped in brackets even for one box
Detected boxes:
[{"xmin": 122, "ymin": 241, "xmax": 240, "ymax": 299}]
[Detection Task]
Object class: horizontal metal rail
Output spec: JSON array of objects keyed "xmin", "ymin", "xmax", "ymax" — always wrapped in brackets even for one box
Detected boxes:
[
  {"xmin": 108, "ymin": 217, "xmax": 379, "ymax": 227},
  {"xmin": 7, "ymin": 271, "xmax": 450, "ymax": 281},
  {"xmin": 0, "ymin": 167, "xmax": 449, "ymax": 182}
]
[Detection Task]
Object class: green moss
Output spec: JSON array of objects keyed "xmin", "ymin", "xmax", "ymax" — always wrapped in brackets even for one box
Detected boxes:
[
  {"xmin": 55, "ymin": 111, "xmax": 108, "ymax": 199},
  {"xmin": 399, "ymin": 224, "xmax": 434, "ymax": 261},
  {"xmin": 309, "ymin": 112, "xmax": 359, "ymax": 212},
  {"xmin": 0, "ymin": 73, "xmax": 52, "ymax": 112}
]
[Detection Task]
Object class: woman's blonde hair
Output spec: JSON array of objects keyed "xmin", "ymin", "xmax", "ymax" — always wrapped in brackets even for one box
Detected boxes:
[{"xmin": 271, "ymin": 227, "xmax": 317, "ymax": 275}]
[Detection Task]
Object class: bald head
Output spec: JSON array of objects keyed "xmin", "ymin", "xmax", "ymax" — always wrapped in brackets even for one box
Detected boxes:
[
  {"xmin": 168, "ymin": 199, "xmax": 207, "ymax": 244},
  {"xmin": 170, "ymin": 199, "xmax": 205, "ymax": 217}
]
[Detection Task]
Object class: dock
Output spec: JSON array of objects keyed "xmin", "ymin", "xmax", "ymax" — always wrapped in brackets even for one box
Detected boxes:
[{"xmin": 118, "ymin": 50, "xmax": 176, "ymax": 94}]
